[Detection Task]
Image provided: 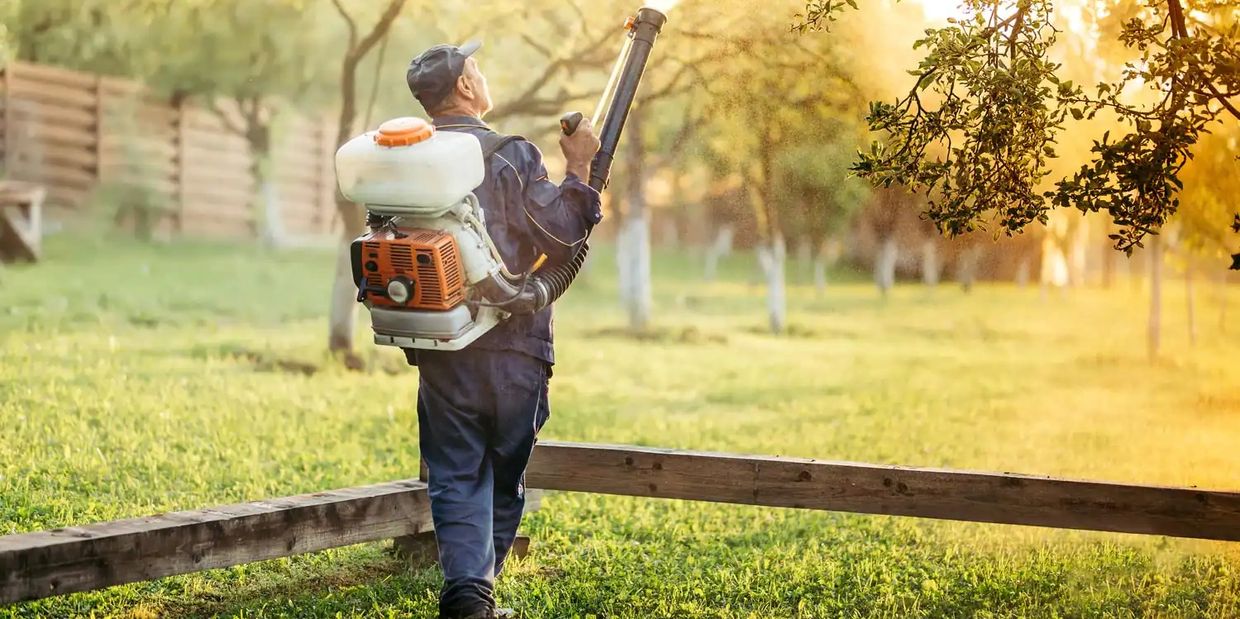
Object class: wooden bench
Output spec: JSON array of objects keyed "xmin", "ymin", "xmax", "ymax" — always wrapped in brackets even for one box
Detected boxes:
[{"xmin": 0, "ymin": 180, "xmax": 44, "ymax": 263}]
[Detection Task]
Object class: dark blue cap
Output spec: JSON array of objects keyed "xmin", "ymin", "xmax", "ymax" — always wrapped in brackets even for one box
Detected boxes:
[{"xmin": 406, "ymin": 41, "xmax": 481, "ymax": 112}]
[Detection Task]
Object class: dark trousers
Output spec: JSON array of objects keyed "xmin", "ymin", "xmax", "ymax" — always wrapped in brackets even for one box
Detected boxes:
[{"xmin": 416, "ymin": 348, "xmax": 550, "ymax": 617}]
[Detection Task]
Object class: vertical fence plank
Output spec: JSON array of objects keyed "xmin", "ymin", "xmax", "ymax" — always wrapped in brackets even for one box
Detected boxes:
[
  {"xmin": 319, "ymin": 119, "xmax": 337, "ymax": 235},
  {"xmin": 94, "ymin": 75, "xmax": 104, "ymax": 180},
  {"xmin": 3, "ymin": 63, "xmax": 13, "ymax": 173},
  {"xmin": 176, "ymin": 100, "xmax": 189, "ymax": 233}
]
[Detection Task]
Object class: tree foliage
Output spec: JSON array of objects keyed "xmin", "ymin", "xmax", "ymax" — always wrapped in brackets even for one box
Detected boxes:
[{"xmin": 798, "ymin": 0, "xmax": 1240, "ymax": 264}]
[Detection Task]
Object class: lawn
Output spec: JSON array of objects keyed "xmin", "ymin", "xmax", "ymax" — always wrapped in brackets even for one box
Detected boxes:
[{"xmin": 2, "ymin": 234, "xmax": 1239, "ymax": 618}]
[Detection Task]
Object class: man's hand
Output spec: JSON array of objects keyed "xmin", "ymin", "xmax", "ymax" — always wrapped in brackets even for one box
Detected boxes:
[{"xmin": 560, "ymin": 117, "xmax": 601, "ymax": 181}]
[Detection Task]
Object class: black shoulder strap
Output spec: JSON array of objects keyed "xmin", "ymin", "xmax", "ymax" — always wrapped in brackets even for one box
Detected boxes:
[{"xmin": 476, "ymin": 132, "xmax": 524, "ymax": 160}]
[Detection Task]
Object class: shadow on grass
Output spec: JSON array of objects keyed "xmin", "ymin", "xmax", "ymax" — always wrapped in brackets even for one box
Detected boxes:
[
  {"xmin": 186, "ymin": 342, "xmax": 321, "ymax": 376},
  {"xmin": 583, "ymin": 326, "xmax": 729, "ymax": 345},
  {"xmin": 166, "ymin": 546, "xmax": 441, "ymax": 618}
]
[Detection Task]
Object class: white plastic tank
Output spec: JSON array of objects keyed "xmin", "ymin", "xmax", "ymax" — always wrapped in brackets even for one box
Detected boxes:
[{"xmin": 335, "ymin": 117, "xmax": 484, "ymax": 213}]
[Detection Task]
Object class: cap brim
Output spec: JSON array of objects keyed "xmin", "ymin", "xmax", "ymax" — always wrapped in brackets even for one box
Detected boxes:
[{"xmin": 459, "ymin": 40, "xmax": 482, "ymax": 57}]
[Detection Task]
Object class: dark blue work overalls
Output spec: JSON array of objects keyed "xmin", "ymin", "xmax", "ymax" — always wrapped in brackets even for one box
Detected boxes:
[{"xmin": 408, "ymin": 115, "xmax": 601, "ymax": 617}]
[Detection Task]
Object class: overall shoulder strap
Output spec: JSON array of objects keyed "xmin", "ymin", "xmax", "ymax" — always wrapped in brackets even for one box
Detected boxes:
[
  {"xmin": 435, "ymin": 124, "xmax": 525, "ymax": 161},
  {"xmin": 476, "ymin": 132, "xmax": 525, "ymax": 160}
]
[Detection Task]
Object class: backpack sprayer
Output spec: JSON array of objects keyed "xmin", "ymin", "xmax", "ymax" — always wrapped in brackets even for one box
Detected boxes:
[{"xmin": 335, "ymin": 7, "xmax": 667, "ymax": 351}]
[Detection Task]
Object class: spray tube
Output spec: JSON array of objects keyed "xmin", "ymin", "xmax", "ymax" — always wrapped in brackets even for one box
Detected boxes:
[{"xmin": 496, "ymin": 7, "xmax": 667, "ymax": 315}]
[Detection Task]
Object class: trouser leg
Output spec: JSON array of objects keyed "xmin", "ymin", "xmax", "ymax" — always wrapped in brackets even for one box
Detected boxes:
[
  {"xmin": 488, "ymin": 354, "xmax": 551, "ymax": 576},
  {"xmin": 417, "ymin": 357, "xmax": 496, "ymax": 617}
]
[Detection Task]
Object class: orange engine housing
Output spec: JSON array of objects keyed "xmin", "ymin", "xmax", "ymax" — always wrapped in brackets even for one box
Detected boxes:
[{"xmin": 350, "ymin": 228, "xmax": 467, "ymax": 310}]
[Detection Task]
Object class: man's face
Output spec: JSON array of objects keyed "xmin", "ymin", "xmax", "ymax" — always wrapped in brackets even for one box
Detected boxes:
[{"xmin": 462, "ymin": 58, "xmax": 493, "ymax": 117}]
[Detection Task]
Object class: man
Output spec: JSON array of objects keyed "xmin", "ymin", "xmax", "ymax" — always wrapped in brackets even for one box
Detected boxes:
[{"xmin": 404, "ymin": 41, "xmax": 602, "ymax": 619}]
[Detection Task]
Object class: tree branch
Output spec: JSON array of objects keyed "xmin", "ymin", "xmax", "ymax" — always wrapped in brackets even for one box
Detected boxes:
[
  {"xmin": 208, "ymin": 100, "xmax": 246, "ymax": 137},
  {"xmin": 330, "ymin": 0, "xmax": 358, "ymax": 50}
]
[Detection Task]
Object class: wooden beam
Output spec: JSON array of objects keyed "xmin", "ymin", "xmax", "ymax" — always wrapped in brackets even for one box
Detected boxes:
[
  {"xmin": 525, "ymin": 441, "xmax": 1240, "ymax": 542},
  {"xmin": 0, "ymin": 479, "xmax": 431, "ymax": 604},
  {"xmin": 5, "ymin": 441, "xmax": 1240, "ymax": 606}
]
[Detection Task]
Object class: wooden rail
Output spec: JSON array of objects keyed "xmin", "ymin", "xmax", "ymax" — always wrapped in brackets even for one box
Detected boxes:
[
  {"xmin": 526, "ymin": 442, "xmax": 1240, "ymax": 541},
  {"xmin": 4, "ymin": 441, "xmax": 1240, "ymax": 604},
  {"xmin": 0, "ymin": 480, "xmax": 432, "ymax": 603}
]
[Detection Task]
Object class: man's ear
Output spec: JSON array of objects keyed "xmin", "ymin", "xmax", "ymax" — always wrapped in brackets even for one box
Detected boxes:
[{"xmin": 456, "ymin": 74, "xmax": 475, "ymax": 101}]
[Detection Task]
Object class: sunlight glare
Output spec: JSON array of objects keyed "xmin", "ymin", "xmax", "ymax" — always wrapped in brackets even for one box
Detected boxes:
[{"xmin": 644, "ymin": 0, "xmax": 683, "ymax": 13}]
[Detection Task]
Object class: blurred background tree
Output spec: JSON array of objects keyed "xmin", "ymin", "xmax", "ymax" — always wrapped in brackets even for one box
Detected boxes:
[
  {"xmin": 799, "ymin": 0, "xmax": 1240, "ymax": 264},
  {"xmin": 4, "ymin": 0, "xmax": 1235, "ymax": 356}
]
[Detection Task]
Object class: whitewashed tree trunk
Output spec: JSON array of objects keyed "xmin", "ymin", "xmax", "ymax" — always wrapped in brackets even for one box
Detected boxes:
[
  {"xmin": 795, "ymin": 237, "xmax": 812, "ymax": 280},
  {"xmin": 616, "ymin": 226, "xmax": 633, "ymax": 305},
  {"xmin": 618, "ymin": 214, "xmax": 652, "ymax": 330},
  {"xmin": 1016, "ymin": 255, "xmax": 1031, "ymax": 288},
  {"xmin": 704, "ymin": 224, "xmax": 734, "ymax": 282},
  {"xmin": 259, "ymin": 179, "xmax": 286, "ymax": 248},
  {"xmin": 921, "ymin": 239, "xmax": 939, "ymax": 287},
  {"xmin": 619, "ymin": 112, "xmax": 651, "ymax": 331},
  {"xmin": 1185, "ymin": 260, "xmax": 1196, "ymax": 346},
  {"xmin": 958, "ymin": 246, "xmax": 981, "ymax": 293},
  {"xmin": 812, "ymin": 236, "xmax": 832, "ymax": 297},
  {"xmin": 1148, "ymin": 235, "xmax": 1163, "ymax": 359},
  {"xmin": 875, "ymin": 237, "xmax": 898, "ymax": 298},
  {"xmin": 328, "ymin": 235, "xmax": 358, "ymax": 354},
  {"xmin": 757, "ymin": 235, "xmax": 787, "ymax": 334}
]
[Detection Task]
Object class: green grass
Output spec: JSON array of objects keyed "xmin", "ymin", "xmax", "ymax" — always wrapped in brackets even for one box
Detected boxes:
[{"xmin": 2, "ymin": 234, "xmax": 1239, "ymax": 618}]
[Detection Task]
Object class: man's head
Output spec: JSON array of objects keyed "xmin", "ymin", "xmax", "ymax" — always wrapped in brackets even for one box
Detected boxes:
[{"xmin": 406, "ymin": 41, "xmax": 493, "ymax": 118}]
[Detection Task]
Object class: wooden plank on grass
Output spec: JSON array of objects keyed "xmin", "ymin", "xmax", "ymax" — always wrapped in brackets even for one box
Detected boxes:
[
  {"xmin": 0, "ymin": 479, "xmax": 432, "ymax": 604},
  {"xmin": 524, "ymin": 441, "xmax": 1240, "ymax": 542}
]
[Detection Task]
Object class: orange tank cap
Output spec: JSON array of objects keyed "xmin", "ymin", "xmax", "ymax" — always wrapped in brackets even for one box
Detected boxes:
[{"xmin": 374, "ymin": 117, "xmax": 434, "ymax": 147}]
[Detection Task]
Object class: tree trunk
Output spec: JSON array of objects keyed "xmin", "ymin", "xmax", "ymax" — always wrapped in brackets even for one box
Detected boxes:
[
  {"xmin": 1147, "ymin": 235, "xmax": 1163, "ymax": 360},
  {"xmin": 1016, "ymin": 255, "xmax": 1031, "ymax": 288},
  {"xmin": 876, "ymin": 237, "xmax": 898, "ymax": 298},
  {"xmin": 757, "ymin": 235, "xmax": 787, "ymax": 334},
  {"xmin": 795, "ymin": 236, "xmax": 812, "ymax": 280},
  {"xmin": 812, "ymin": 236, "xmax": 832, "ymax": 297},
  {"xmin": 616, "ymin": 229, "xmax": 632, "ymax": 306},
  {"xmin": 618, "ymin": 217, "xmax": 652, "ymax": 330},
  {"xmin": 704, "ymin": 224, "xmax": 734, "ymax": 282},
  {"xmin": 958, "ymin": 245, "xmax": 981, "ymax": 293},
  {"xmin": 325, "ymin": 0, "xmax": 406, "ymax": 360},
  {"xmin": 921, "ymin": 239, "xmax": 939, "ymax": 287},
  {"xmin": 1185, "ymin": 259, "xmax": 1196, "ymax": 346},
  {"xmin": 259, "ymin": 178, "xmax": 286, "ymax": 247},
  {"xmin": 246, "ymin": 124, "xmax": 284, "ymax": 248},
  {"xmin": 618, "ymin": 110, "xmax": 651, "ymax": 330}
]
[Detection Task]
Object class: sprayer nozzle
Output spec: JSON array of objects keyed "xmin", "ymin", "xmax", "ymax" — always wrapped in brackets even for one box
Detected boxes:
[{"xmin": 635, "ymin": 7, "xmax": 668, "ymax": 30}]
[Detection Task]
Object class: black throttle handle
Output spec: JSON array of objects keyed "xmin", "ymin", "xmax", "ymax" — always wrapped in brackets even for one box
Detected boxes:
[{"xmin": 560, "ymin": 111, "xmax": 584, "ymax": 136}]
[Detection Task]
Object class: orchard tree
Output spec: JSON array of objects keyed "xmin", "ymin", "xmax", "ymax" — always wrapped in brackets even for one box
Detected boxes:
[
  {"xmin": 774, "ymin": 133, "xmax": 871, "ymax": 294},
  {"xmin": 798, "ymin": 0, "xmax": 1240, "ymax": 269},
  {"xmin": 148, "ymin": 0, "xmax": 341, "ymax": 246},
  {"xmin": 326, "ymin": 0, "xmax": 408, "ymax": 365},
  {"xmin": 698, "ymin": 21, "xmax": 862, "ymax": 332},
  {"xmin": 1174, "ymin": 125, "xmax": 1240, "ymax": 341}
]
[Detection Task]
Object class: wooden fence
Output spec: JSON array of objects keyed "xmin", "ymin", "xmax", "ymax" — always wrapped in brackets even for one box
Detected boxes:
[
  {"xmin": 0, "ymin": 61, "xmax": 338, "ymax": 239},
  {"xmin": 3, "ymin": 440, "xmax": 1239, "ymax": 604}
]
